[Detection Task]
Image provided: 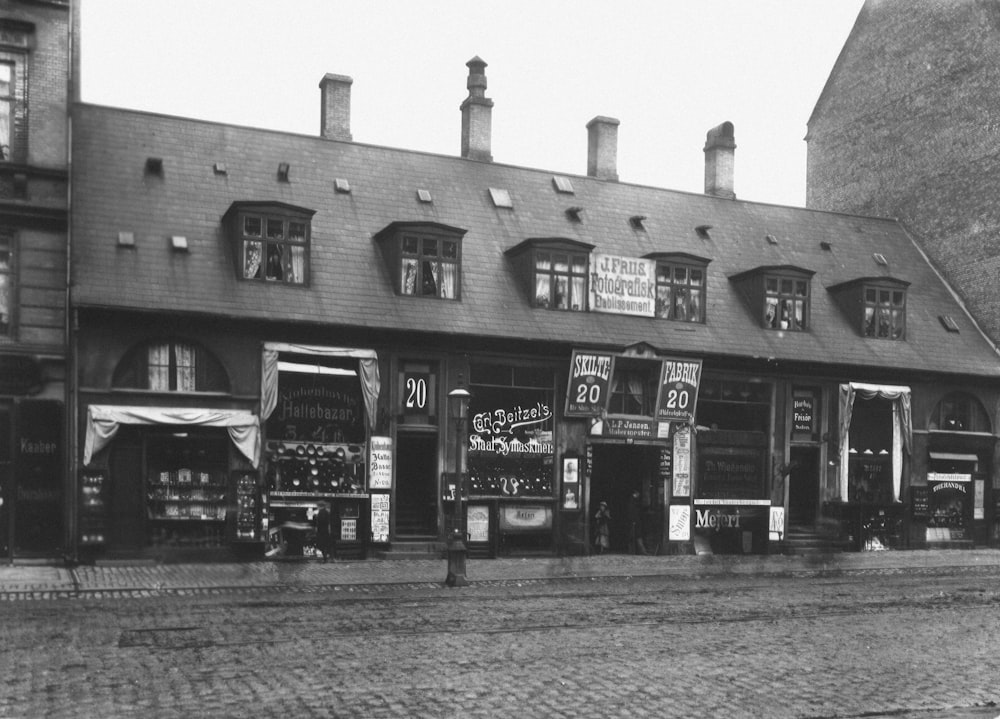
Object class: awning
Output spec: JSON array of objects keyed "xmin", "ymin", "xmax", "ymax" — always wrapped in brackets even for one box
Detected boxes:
[
  {"xmin": 84, "ymin": 405, "xmax": 260, "ymax": 467},
  {"xmin": 928, "ymin": 452, "xmax": 978, "ymax": 463}
]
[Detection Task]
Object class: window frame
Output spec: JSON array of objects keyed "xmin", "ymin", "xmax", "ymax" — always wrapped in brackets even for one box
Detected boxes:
[
  {"xmin": 374, "ymin": 222, "xmax": 467, "ymax": 301},
  {"xmin": 0, "ymin": 228, "xmax": 13, "ymax": 337},
  {"xmin": 862, "ymin": 284, "xmax": 906, "ymax": 340},
  {"xmin": 112, "ymin": 339, "xmax": 230, "ymax": 394},
  {"xmin": 647, "ymin": 252, "xmax": 710, "ymax": 323},
  {"xmin": 827, "ymin": 276, "xmax": 910, "ymax": 341},
  {"xmin": 224, "ymin": 202, "xmax": 315, "ymax": 286},
  {"xmin": 763, "ymin": 274, "xmax": 810, "ymax": 331}
]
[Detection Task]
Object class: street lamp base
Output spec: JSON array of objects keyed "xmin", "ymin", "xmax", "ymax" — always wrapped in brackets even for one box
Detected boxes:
[{"xmin": 444, "ymin": 534, "xmax": 469, "ymax": 587}]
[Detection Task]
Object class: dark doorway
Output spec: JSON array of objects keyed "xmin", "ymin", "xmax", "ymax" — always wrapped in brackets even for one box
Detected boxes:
[
  {"xmin": 589, "ymin": 444, "xmax": 661, "ymax": 553},
  {"xmin": 395, "ymin": 432, "xmax": 439, "ymax": 537},
  {"xmin": 0, "ymin": 404, "xmax": 10, "ymax": 558},
  {"xmin": 788, "ymin": 446, "xmax": 820, "ymax": 526},
  {"xmin": 108, "ymin": 435, "xmax": 144, "ymax": 551}
]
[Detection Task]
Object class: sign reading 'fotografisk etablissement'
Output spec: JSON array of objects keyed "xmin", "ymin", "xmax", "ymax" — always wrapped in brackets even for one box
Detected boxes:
[{"xmin": 589, "ymin": 254, "xmax": 656, "ymax": 317}]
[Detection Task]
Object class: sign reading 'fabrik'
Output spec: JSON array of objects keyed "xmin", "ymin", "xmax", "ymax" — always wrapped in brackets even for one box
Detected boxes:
[
  {"xmin": 655, "ymin": 358, "xmax": 703, "ymax": 422},
  {"xmin": 565, "ymin": 350, "xmax": 615, "ymax": 417}
]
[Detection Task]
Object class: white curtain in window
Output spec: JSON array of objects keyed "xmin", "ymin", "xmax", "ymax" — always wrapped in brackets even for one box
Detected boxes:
[
  {"xmin": 439, "ymin": 262, "xmax": 457, "ymax": 298},
  {"xmin": 401, "ymin": 258, "xmax": 417, "ymax": 294},
  {"xmin": 837, "ymin": 382, "xmax": 912, "ymax": 502},
  {"xmin": 288, "ymin": 246, "xmax": 305, "ymax": 283},
  {"xmin": 148, "ymin": 343, "xmax": 170, "ymax": 391},
  {"xmin": 174, "ymin": 343, "xmax": 195, "ymax": 392}
]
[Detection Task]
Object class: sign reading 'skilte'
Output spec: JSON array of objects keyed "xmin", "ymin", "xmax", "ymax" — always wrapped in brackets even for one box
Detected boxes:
[
  {"xmin": 565, "ymin": 350, "xmax": 615, "ymax": 416},
  {"xmin": 655, "ymin": 358, "xmax": 702, "ymax": 422}
]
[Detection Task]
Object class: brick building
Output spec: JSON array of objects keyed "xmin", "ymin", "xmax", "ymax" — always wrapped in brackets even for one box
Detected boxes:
[
  {"xmin": 0, "ymin": 0, "xmax": 71, "ymax": 561},
  {"xmin": 806, "ymin": 0, "xmax": 1000, "ymax": 345},
  {"xmin": 67, "ymin": 54, "xmax": 1000, "ymax": 563}
]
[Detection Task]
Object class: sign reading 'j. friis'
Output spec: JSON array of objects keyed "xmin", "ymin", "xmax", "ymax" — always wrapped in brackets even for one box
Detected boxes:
[
  {"xmin": 655, "ymin": 358, "xmax": 702, "ymax": 422},
  {"xmin": 564, "ymin": 350, "xmax": 615, "ymax": 417}
]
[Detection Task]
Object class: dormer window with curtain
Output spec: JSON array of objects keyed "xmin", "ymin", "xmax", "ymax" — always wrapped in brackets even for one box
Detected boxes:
[
  {"xmin": 828, "ymin": 277, "xmax": 909, "ymax": 340},
  {"xmin": 505, "ymin": 238, "xmax": 594, "ymax": 311},
  {"xmin": 223, "ymin": 201, "xmax": 315, "ymax": 285},
  {"xmin": 645, "ymin": 252, "xmax": 711, "ymax": 323},
  {"xmin": 730, "ymin": 265, "xmax": 815, "ymax": 332},
  {"xmin": 374, "ymin": 222, "xmax": 466, "ymax": 300}
]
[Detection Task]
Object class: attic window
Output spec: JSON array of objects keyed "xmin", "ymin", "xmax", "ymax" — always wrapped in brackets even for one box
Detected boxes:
[
  {"xmin": 117, "ymin": 231, "xmax": 135, "ymax": 248},
  {"xmin": 145, "ymin": 157, "xmax": 163, "ymax": 176},
  {"xmin": 277, "ymin": 163, "xmax": 291, "ymax": 182},
  {"xmin": 629, "ymin": 215, "xmax": 646, "ymax": 230},
  {"xmin": 820, "ymin": 241, "xmax": 832, "ymax": 251},
  {"xmin": 765, "ymin": 234, "xmax": 778, "ymax": 245},
  {"xmin": 645, "ymin": 252, "xmax": 711, "ymax": 324},
  {"xmin": 374, "ymin": 222, "xmax": 466, "ymax": 300},
  {"xmin": 873, "ymin": 252, "xmax": 888, "ymax": 266},
  {"xmin": 213, "ymin": 162, "xmax": 228, "ymax": 175},
  {"xmin": 565, "ymin": 206, "xmax": 583, "ymax": 222},
  {"xmin": 730, "ymin": 266, "xmax": 814, "ymax": 332},
  {"xmin": 863, "ymin": 285, "xmax": 906, "ymax": 339},
  {"xmin": 504, "ymin": 238, "xmax": 594, "ymax": 312},
  {"xmin": 695, "ymin": 225, "xmax": 712, "ymax": 240},
  {"xmin": 489, "ymin": 187, "xmax": 513, "ymax": 209},
  {"xmin": 552, "ymin": 176, "xmax": 574, "ymax": 194},
  {"xmin": 223, "ymin": 201, "xmax": 315, "ymax": 285},
  {"xmin": 939, "ymin": 315, "xmax": 960, "ymax": 333},
  {"xmin": 416, "ymin": 189, "xmax": 433, "ymax": 203},
  {"xmin": 334, "ymin": 178, "xmax": 351, "ymax": 194},
  {"xmin": 170, "ymin": 235, "xmax": 188, "ymax": 252}
]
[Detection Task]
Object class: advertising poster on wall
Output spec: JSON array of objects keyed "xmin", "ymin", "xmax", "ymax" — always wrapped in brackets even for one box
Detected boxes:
[
  {"xmin": 369, "ymin": 436, "xmax": 392, "ymax": 489},
  {"xmin": 370, "ymin": 492, "xmax": 389, "ymax": 543},
  {"xmin": 672, "ymin": 427, "xmax": 691, "ymax": 497},
  {"xmin": 669, "ymin": 504, "xmax": 690, "ymax": 541},
  {"xmin": 266, "ymin": 371, "xmax": 365, "ymax": 444},
  {"xmin": 588, "ymin": 253, "xmax": 656, "ymax": 317}
]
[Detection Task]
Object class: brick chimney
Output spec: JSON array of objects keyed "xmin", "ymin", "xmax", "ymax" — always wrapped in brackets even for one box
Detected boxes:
[
  {"xmin": 320, "ymin": 73, "xmax": 353, "ymax": 141},
  {"xmin": 460, "ymin": 57, "xmax": 493, "ymax": 162},
  {"xmin": 704, "ymin": 121, "xmax": 736, "ymax": 199},
  {"xmin": 587, "ymin": 116, "xmax": 620, "ymax": 181}
]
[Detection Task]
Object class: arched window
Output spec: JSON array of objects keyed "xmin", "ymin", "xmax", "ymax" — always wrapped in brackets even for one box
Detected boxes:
[
  {"xmin": 113, "ymin": 339, "xmax": 230, "ymax": 393},
  {"xmin": 929, "ymin": 392, "xmax": 991, "ymax": 433}
]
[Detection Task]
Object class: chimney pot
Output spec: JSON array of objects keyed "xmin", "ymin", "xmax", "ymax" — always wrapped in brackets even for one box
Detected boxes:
[
  {"xmin": 461, "ymin": 56, "xmax": 493, "ymax": 162},
  {"xmin": 320, "ymin": 73, "xmax": 353, "ymax": 141},
  {"xmin": 587, "ymin": 116, "xmax": 620, "ymax": 181},
  {"xmin": 704, "ymin": 121, "xmax": 736, "ymax": 199}
]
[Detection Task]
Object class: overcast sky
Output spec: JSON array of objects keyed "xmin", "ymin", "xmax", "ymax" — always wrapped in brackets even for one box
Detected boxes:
[{"xmin": 79, "ymin": 1, "xmax": 864, "ymax": 208}]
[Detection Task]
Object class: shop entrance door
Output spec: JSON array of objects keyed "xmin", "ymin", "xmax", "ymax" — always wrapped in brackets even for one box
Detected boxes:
[
  {"xmin": 395, "ymin": 432, "xmax": 438, "ymax": 537},
  {"xmin": 590, "ymin": 444, "xmax": 661, "ymax": 553},
  {"xmin": 788, "ymin": 446, "xmax": 820, "ymax": 526},
  {"xmin": 108, "ymin": 437, "xmax": 145, "ymax": 552}
]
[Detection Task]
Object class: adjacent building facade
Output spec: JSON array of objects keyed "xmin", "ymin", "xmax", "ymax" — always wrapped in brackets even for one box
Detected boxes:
[
  {"xmin": 0, "ymin": 0, "xmax": 70, "ymax": 561},
  {"xmin": 64, "ymin": 55, "xmax": 1000, "ymax": 563},
  {"xmin": 806, "ymin": 0, "xmax": 1000, "ymax": 549}
]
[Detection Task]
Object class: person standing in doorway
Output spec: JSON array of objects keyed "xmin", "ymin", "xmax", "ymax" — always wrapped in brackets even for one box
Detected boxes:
[
  {"xmin": 315, "ymin": 501, "xmax": 335, "ymax": 562},
  {"xmin": 628, "ymin": 491, "xmax": 647, "ymax": 555},
  {"xmin": 594, "ymin": 501, "xmax": 611, "ymax": 554}
]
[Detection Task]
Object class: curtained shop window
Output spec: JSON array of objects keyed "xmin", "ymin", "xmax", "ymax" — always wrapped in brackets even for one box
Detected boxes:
[
  {"xmin": 608, "ymin": 364, "xmax": 659, "ymax": 416},
  {"xmin": 113, "ymin": 340, "xmax": 229, "ymax": 393}
]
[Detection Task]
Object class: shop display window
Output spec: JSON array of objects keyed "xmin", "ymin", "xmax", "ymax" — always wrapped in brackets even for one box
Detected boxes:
[
  {"xmin": 846, "ymin": 397, "xmax": 893, "ymax": 503},
  {"xmin": 145, "ymin": 433, "xmax": 229, "ymax": 548}
]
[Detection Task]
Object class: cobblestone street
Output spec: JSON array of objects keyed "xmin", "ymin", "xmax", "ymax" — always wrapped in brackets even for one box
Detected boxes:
[{"xmin": 1, "ymin": 558, "xmax": 999, "ymax": 718}]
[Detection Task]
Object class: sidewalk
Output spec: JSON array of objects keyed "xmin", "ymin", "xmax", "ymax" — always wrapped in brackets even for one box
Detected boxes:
[{"xmin": 3, "ymin": 548, "xmax": 1000, "ymax": 598}]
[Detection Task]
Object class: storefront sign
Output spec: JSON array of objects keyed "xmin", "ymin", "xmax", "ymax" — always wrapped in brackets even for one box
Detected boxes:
[
  {"xmin": 655, "ymin": 358, "xmax": 702, "ymax": 423},
  {"xmin": 697, "ymin": 445, "xmax": 765, "ymax": 500},
  {"xmin": 911, "ymin": 486, "xmax": 930, "ymax": 517},
  {"xmin": 672, "ymin": 427, "xmax": 691, "ymax": 497},
  {"xmin": 370, "ymin": 493, "xmax": 389, "ymax": 543},
  {"xmin": 695, "ymin": 508, "xmax": 744, "ymax": 531},
  {"xmin": 468, "ymin": 505, "xmax": 490, "ymax": 542},
  {"xmin": 588, "ymin": 253, "xmax": 655, "ymax": 317},
  {"xmin": 793, "ymin": 395, "xmax": 814, "ymax": 433},
  {"xmin": 974, "ymin": 479, "xmax": 984, "ymax": 520},
  {"xmin": 928, "ymin": 472, "xmax": 972, "ymax": 483},
  {"xmin": 499, "ymin": 505, "xmax": 552, "ymax": 531},
  {"xmin": 0, "ymin": 354, "xmax": 42, "ymax": 394},
  {"xmin": 267, "ymin": 372, "xmax": 364, "ymax": 444},
  {"xmin": 669, "ymin": 504, "xmax": 690, "ymax": 541},
  {"xmin": 369, "ymin": 436, "xmax": 392, "ymax": 489},
  {"xmin": 603, "ymin": 417, "xmax": 656, "ymax": 439},
  {"xmin": 15, "ymin": 399, "xmax": 64, "ymax": 552},
  {"xmin": 565, "ymin": 350, "xmax": 615, "ymax": 416},
  {"xmin": 769, "ymin": 506, "xmax": 785, "ymax": 541}
]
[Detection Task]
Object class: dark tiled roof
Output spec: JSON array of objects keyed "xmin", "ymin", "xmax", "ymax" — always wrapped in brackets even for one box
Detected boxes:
[{"xmin": 71, "ymin": 104, "xmax": 1000, "ymax": 378}]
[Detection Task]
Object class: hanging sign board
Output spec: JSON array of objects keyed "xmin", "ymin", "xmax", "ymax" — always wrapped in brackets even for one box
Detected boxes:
[
  {"xmin": 655, "ymin": 358, "xmax": 702, "ymax": 423},
  {"xmin": 565, "ymin": 350, "xmax": 615, "ymax": 417},
  {"xmin": 369, "ymin": 436, "xmax": 393, "ymax": 489}
]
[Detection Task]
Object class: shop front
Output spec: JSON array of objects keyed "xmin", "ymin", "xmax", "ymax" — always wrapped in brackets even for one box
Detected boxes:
[{"xmin": 259, "ymin": 343, "xmax": 380, "ymax": 559}]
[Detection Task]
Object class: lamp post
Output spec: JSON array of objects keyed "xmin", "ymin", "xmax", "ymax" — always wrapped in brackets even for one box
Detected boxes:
[{"xmin": 445, "ymin": 380, "xmax": 471, "ymax": 587}]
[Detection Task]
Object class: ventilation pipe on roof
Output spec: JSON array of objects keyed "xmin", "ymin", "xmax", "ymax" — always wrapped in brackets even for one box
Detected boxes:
[
  {"xmin": 587, "ymin": 116, "xmax": 620, "ymax": 182},
  {"xmin": 460, "ymin": 56, "xmax": 493, "ymax": 162},
  {"xmin": 319, "ymin": 73, "xmax": 353, "ymax": 141},
  {"xmin": 704, "ymin": 121, "xmax": 736, "ymax": 199}
]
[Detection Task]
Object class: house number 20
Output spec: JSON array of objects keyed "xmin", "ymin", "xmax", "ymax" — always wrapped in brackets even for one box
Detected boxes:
[{"xmin": 405, "ymin": 376, "xmax": 428, "ymax": 409}]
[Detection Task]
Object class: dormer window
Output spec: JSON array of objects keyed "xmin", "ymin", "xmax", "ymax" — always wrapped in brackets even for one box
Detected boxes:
[
  {"xmin": 223, "ymin": 202, "xmax": 315, "ymax": 285},
  {"xmin": 729, "ymin": 265, "xmax": 815, "ymax": 332},
  {"xmin": 505, "ymin": 238, "xmax": 594, "ymax": 312},
  {"xmin": 646, "ymin": 253, "xmax": 710, "ymax": 323},
  {"xmin": 375, "ymin": 222, "xmax": 466, "ymax": 300},
  {"xmin": 828, "ymin": 277, "xmax": 909, "ymax": 340}
]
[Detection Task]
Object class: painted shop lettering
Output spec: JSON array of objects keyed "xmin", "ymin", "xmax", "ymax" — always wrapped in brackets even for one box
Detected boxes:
[
  {"xmin": 662, "ymin": 361, "xmax": 700, "ymax": 386},
  {"xmin": 573, "ymin": 354, "xmax": 612, "ymax": 381},
  {"xmin": 20, "ymin": 438, "xmax": 57, "ymax": 455},
  {"xmin": 598, "ymin": 255, "xmax": 650, "ymax": 277},
  {"xmin": 695, "ymin": 509, "xmax": 742, "ymax": 530}
]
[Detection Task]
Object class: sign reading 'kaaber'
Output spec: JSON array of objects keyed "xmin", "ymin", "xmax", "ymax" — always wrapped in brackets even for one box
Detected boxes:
[{"xmin": 589, "ymin": 254, "xmax": 655, "ymax": 317}]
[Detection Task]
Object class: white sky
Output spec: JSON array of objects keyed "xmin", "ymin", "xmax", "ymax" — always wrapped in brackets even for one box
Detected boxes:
[{"xmin": 79, "ymin": 0, "xmax": 864, "ymax": 208}]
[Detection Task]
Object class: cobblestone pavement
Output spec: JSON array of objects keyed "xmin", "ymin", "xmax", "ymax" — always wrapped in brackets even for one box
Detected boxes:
[{"xmin": 0, "ymin": 556, "xmax": 999, "ymax": 718}]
